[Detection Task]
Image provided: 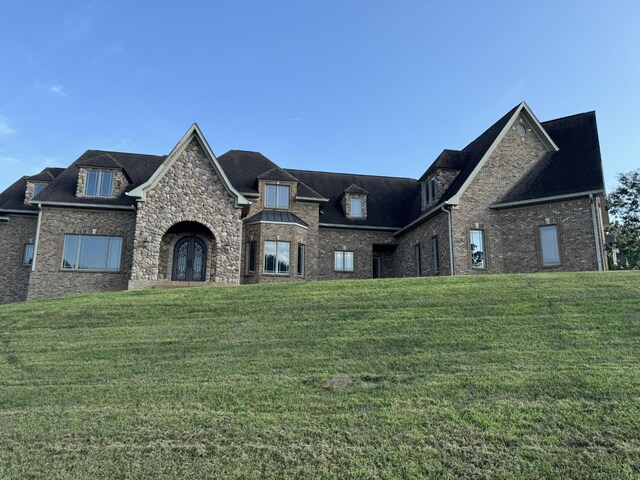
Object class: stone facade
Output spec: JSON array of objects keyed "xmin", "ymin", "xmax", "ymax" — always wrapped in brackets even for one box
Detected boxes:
[
  {"xmin": 128, "ymin": 137, "xmax": 243, "ymax": 289},
  {"xmin": 27, "ymin": 207, "xmax": 136, "ymax": 301},
  {"xmin": 341, "ymin": 192, "xmax": 368, "ymax": 220},
  {"xmin": 0, "ymin": 214, "xmax": 37, "ymax": 303}
]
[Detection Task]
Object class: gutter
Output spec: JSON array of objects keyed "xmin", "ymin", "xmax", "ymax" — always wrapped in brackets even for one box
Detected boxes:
[
  {"xmin": 0, "ymin": 216, "xmax": 9, "ymax": 223},
  {"xmin": 590, "ymin": 194, "xmax": 604, "ymax": 272},
  {"xmin": 32, "ymin": 200, "xmax": 136, "ymax": 211},
  {"xmin": 491, "ymin": 190, "xmax": 605, "ymax": 209},
  {"xmin": 441, "ymin": 205, "xmax": 455, "ymax": 275},
  {"xmin": 393, "ymin": 201, "xmax": 448, "ymax": 238},
  {"xmin": 0, "ymin": 209, "xmax": 38, "ymax": 215},
  {"xmin": 32, "ymin": 205, "xmax": 43, "ymax": 272}
]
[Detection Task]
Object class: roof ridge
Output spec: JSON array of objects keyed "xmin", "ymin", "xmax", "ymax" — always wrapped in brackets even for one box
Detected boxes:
[
  {"xmin": 285, "ymin": 168, "xmax": 417, "ymax": 182},
  {"xmin": 542, "ymin": 111, "xmax": 595, "ymax": 124},
  {"xmin": 86, "ymin": 149, "xmax": 166, "ymax": 158}
]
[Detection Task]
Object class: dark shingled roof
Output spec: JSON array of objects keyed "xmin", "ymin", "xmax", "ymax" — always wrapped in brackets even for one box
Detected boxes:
[
  {"xmin": 75, "ymin": 153, "xmax": 123, "ymax": 169},
  {"xmin": 217, "ymin": 150, "xmax": 325, "ymax": 200},
  {"xmin": 286, "ymin": 169, "xmax": 420, "ymax": 228},
  {"xmin": 0, "ymin": 168, "xmax": 65, "ymax": 213},
  {"xmin": 418, "ymin": 149, "xmax": 468, "ymax": 181},
  {"xmin": 497, "ymin": 111, "xmax": 604, "ymax": 204},
  {"xmin": 35, "ymin": 150, "xmax": 166, "ymax": 207},
  {"xmin": 245, "ymin": 210, "xmax": 309, "ymax": 228},
  {"xmin": 343, "ymin": 184, "xmax": 369, "ymax": 195}
]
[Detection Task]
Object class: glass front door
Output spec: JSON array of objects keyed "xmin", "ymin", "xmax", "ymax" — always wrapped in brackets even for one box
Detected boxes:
[{"xmin": 172, "ymin": 237, "xmax": 207, "ymax": 281}]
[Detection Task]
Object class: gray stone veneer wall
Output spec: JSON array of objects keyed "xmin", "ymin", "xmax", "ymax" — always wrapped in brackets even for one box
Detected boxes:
[
  {"xmin": 0, "ymin": 214, "xmax": 38, "ymax": 304},
  {"xmin": 129, "ymin": 137, "xmax": 243, "ymax": 289},
  {"xmin": 27, "ymin": 207, "xmax": 136, "ymax": 301}
]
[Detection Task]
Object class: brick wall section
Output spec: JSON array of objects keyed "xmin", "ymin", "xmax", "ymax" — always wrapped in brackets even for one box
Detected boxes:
[
  {"xmin": 393, "ymin": 211, "xmax": 452, "ymax": 277},
  {"xmin": 0, "ymin": 214, "xmax": 37, "ymax": 304},
  {"xmin": 129, "ymin": 137, "xmax": 243, "ymax": 289},
  {"xmin": 27, "ymin": 207, "xmax": 136, "ymax": 300},
  {"xmin": 317, "ymin": 228, "xmax": 396, "ymax": 280},
  {"xmin": 452, "ymin": 115, "xmax": 551, "ymax": 274},
  {"xmin": 422, "ymin": 169, "xmax": 460, "ymax": 211},
  {"xmin": 75, "ymin": 168, "xmax": 128, "ymax": 198}
]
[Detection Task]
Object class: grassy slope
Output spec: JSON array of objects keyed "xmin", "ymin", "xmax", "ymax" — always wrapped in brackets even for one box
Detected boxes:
[{"xmin": 0, "ymin": 272, "xmax": 639, "ymax": 479}]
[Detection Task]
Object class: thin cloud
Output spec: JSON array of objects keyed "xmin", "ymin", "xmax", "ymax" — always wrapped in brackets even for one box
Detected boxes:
[
  {"xmin": 49, "ymin": 85, "xmax": 67, "ymax": 97},
  {"xmin": 0, "ymin": 116, "xmax": 15, "ymax": 136},
  {"xmin": 0, "ymin": 155, "xmax": 20, "ymax": 166}
]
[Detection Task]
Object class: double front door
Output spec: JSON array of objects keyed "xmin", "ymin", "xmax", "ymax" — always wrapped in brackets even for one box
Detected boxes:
[{"xmin": 172, "ymin": 237, "xmax": 207, "ymax": 281}]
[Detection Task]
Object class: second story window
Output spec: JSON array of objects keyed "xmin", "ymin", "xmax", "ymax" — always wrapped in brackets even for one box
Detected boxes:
[
  {"xmin": 33, "ymin": 183, "xmax": 47, "ymax": 196},
  {"xmin": 265, "ymin": 184, "xmax": 290, "ymax": 209},
  {"xmin": 85, "ymin": 170, "xmax": 114, "ymax": 197},
  {"xmin": 350, "ymin": 197, "xmax": 362, "ymax": 217}
]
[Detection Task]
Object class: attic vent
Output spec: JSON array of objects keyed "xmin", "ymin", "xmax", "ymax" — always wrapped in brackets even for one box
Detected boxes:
[{"xmin": 516, "ymin": 124, "xmax": 526, "ymax": 138}]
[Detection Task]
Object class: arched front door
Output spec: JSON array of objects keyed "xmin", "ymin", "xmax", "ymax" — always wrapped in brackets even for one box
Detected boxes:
[{"xmin": 172, "ymin": 236, "xmax": 207, "ymax": 281}]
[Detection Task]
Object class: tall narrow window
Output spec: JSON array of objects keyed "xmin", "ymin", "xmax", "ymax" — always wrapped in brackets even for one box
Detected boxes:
[
  {"xmin": 265, "ymin": 184, "xmax": 290, "ymax": 209},
  {"xmin": 264, "ymin": 240, "xmax": 290, "ymax": 274},
  {"xmin": 334, "ymin": 251, "xmax": 354, "ymax": 272},
  {"xmin": 428, "ymin": 176, "xmax": 437, "ymax": 203},
  {"xmin": 22, "ymin": 243, "xmax": 35, "ymax": 266},
  {"xmin": 540, "ymin": 225, "xmax": 561, "ymax": 266},
  {"xmin": 61, "ymin": 234, "xmax": 123, "ymax": 271},
  {"xmin": 350, "ymin": 198, "xmax": 362, "ymax": 217},
  {"xmin": 470, "ymin": 229, "xmax": 486, "ymax": 269},
  {"xmin": 246, "ymin": 242, "xmax": 256, "ymax": 273},
  {"xmin": 33, "ymin": 183, "xmax": 46, "ymax": 196},
  {"xmin": 84, "ymin": 170, "xmax": 114, "ymax": 197},
  {"xmin": 415, "ymin": 244, "xmax": 422, "ymax": 276},
  {"xmin": 432, "ymin": 236, "xmax": 440, "ymax": 273},
  {"xmin": 297, "ymin": 244, "xmax": 305, "ymax": 276}
]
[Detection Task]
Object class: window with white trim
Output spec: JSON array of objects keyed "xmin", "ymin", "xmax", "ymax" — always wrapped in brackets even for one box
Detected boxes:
[
  {"xmin": 61, "ymin": 234, "xmax": 123, "ymax": 271},
  {"xmin": 265, "ymin": 184, "xmax": 290, "ymax": 209},
  {"xmin": 84, "ymin": 170, "xmax": 114, "ymax": 197},
  {"xmin": 23, "ymin": 243, "xmax": 35, "ymax": 266},
  {"xmin": 470, "ymin": 229, "xmax": 486, "ymax": 269},
  {"xmin": 334, "ymin": 251, "xmax": 354, "ymax": 272},
  {"xmin": 264, "ymin": 240, "xmax": 290, "ymax": 274},
  {"xmin": 540, "ymin": 225, "xmax": 561, "ymax": 266}
]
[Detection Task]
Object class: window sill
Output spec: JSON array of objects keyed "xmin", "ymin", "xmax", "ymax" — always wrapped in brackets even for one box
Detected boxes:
[
  {"xmin": 262, "ymin": 273, "xmax": 291, "ymax": 276},
  {"xmin": 59, "ymin": 269, "xmax": 123, "ymax": 274}
]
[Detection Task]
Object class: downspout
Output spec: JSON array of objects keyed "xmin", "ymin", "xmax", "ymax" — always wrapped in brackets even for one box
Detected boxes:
[
  {"xmin": 441, "ymin": 205, "xmax": 455, "ymax": 275},
  {"xmin": 32, "ymin": 205, "xmax": 43, "ymax": 272},
  {"xmin": 589, "ymin": 194, "xmax": 603, "ymax": 272}
]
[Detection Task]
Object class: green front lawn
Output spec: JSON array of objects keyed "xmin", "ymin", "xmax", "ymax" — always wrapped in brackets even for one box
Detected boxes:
[{"xmin": 1, "ymin": 272, "xmax": 639, "ymax": 478}]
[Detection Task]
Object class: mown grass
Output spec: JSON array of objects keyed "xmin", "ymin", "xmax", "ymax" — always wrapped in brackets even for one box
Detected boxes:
[{"xmin": 0, "ymin": 271, "xmax": 639, "ymax": 479}]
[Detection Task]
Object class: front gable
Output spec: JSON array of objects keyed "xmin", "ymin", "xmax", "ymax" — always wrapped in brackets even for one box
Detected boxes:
[{"xmin": 127, "ymin": 124, "xmax": 249, "ymax": 208}]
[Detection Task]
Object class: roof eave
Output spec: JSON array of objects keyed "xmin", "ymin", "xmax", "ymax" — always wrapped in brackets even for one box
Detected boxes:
[
  {"xmin": 491, "ymin": 190, "xmax": 605, "ymax": 209},
  {"xmin": 32, "ymin": 200, "xmax": 136, "ymax": 211}
]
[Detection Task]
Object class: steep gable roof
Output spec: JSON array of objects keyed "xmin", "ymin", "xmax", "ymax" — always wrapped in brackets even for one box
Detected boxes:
[
  {"xmin": 127, "ymin": 124, "xmax": 249, "ymax": 207},
  {"xmin": 0, "ymin": 168, "xmax": 65, "ymax": 213},
  {"xmin": 494, "ymin": 111, "xmax": 605, "ymax": 206}
]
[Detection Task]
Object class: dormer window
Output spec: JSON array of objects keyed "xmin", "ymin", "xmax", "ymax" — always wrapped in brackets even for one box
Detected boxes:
[
  {"xmin": 265, "ymin": 184, "xmax": 290, "ymax": 209},
  {"xmin": 422, "ymin": 175, "xmax": 437, "ymax": 207},
  {"xmin": 33, "ymin": 183, "xmax": 47, "ymax": 196},
  {"xmin": 350, "ymin": 197, "xmax": 362, "ymax": 217},
  {"xmin": 84, "ymin": 170, "xmax": 114, "ymax": 197}
]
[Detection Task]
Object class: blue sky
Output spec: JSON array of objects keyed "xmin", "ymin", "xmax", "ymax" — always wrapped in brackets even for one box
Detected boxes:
[{"xmin": 1, "ymin": 1, "xmax": 639, "ymax": 192}]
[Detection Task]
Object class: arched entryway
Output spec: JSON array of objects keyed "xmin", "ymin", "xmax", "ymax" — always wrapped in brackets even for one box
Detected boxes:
[
  {"xmin": 172, "ymin": 236, "xmax": 207, "ymax": 281},
  {"xmin": 159, "ymin": 221, "xmax": 216, "ymax": 282}
]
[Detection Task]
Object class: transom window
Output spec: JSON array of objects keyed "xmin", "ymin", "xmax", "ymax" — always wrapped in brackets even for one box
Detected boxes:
[
  {"xmin": 470, "ymin": 229, "xmax": 486, "ymax": 269},
  {"xmin": 265, "ymin": 184, "xmax": 290, "ymax": 209},
  {"xmin": 33, "ymin": 183, "xmax": 47, "ymax": 196},
  {"xmin": 84, "ymin": 170, "xmax": 114, "ymax": 197},
  {"xmin": 264, "ymin": 240, "xmax": 290, "ymax": 274},
  {"xmin": 334, "ymin": 251, "xmax": 354, "ymax": 272},
  {"xmin": 350, "ymin": 197, "xmax": 362, "ymax": 217},
  {"xmin": 23, "ymin": 243, "xmax": 35, "ymax": 266},
  {"xmin": 62, "ymin": 234, "xmax": 123, "ymax": 271},
  {"xmin": 540, "ymin": 225, "xmax": 561, "ymax": 266}
]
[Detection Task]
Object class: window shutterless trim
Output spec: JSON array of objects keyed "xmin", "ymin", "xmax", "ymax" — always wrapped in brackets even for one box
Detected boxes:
[
  {"xmin": 60, "ymin": 234, "xmax": 124, "ymax": 272},
  {"xmin": 469, "ymin": 228, "xmax": 487, "ymax": 270},
  {"xmin": 432, "ymin": 236, "xmax": 440, "ymax": 274},
  {"xmin": 415, "ymin": 243, "xmax": 422, "ymax": 276},
  {"xmin": 263, "ymin": 240, "xmax": 291, "ymax": 275},
  {"xmin": 84, "ymin": 169, "xmax": 115, "ymax": 198},
  {"xmin": 246, "ymin": 241, "xmax": 256, "ymax": 274},
  {"xmin": 297, "ymin": 243, "xmax": 305, "ymax": 276},
  {"xmin": 264, "ymin": 184, "xmax": 290, "ymax": 209},
  {"xmin": 22, "ymin": 243, "xmax": 35, "ymax": 266},
  {"xmin": 334, "ymin": 250, "xmax": 354, "ymax": 272}
]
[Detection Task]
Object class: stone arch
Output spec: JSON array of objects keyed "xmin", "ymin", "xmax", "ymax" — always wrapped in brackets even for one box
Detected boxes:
[{"xmin": 158, "ymin": 220, "xmax": 217, "ymax": 282}]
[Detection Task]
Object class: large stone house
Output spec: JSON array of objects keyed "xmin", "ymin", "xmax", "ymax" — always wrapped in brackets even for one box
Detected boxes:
[{"xmin": 0, "ymin": 102, "xmax": 608, "ymax": 304}]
